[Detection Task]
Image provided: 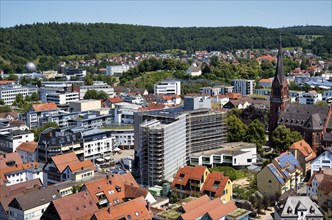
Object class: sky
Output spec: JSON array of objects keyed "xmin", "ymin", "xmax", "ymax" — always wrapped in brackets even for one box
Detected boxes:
[{"xmin": 0, "ymin": 0, "xmax": 331, "ymax": 28}]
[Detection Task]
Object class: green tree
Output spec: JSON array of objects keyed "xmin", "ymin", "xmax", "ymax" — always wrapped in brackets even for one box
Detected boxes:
[
  {"xmin": 245, "ymin": 119, "xmax": 266, "ymax": 147},
  {"xmin": 0, "ymin": 106, "xmax": 12, "ymax": 113},
  {"xmin": 7, "ymin": 74, "xmax": 18, "ymax": 81},
  {"xmin": 30, "ymin": 92, "xmax": 40, "ymax": 102},
  {"xmin": 271, "ymin": 125, "xmax": 302, "ymax": 152},
  {"xmin": 315, "ymin": 101, "xmax": 328, "ymax": 106},
  {"xmin": 84, "ymin": 77, "xmax": 93, "ymax": 85},
  {"xmin": 227, "ymin": 115, "xmax": 248, "ymax": 142},
  {"xmin": 84, "ymin": 89, "xmax": 99, "ymax": 99},
  {"xmin": 97, "ymin": 91, "xmax": 109, "ymax": 100},
  {"xmin": 0, "ymin": 100, "xmax": 4, "ymax": 105}
]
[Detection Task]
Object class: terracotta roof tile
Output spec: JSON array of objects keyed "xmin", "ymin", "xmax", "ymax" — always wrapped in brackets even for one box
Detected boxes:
[
  {"xmin": 318, "ymin": 175, "xmax": 332, "ymax": 194},
  {"xmin": 0, "ymin": 162, "xmax": 40, "ymax": 182},
  {"xmin": 93, "ymin": 196, "xmax": 154, "ymax": 220},
  {"xmin": 201, "ymin": 172, "xmax": 230, "ymax": 198},
  {"xmin": 0, "ymin": 152, "xmax": 23, "ymax": 168},
  {"xmin": 48, "ymin": 191, "xmax": 99, "ymax": 220},
  {"xmin": 50, "ymin": 152, "xmax": 79, "ymax": 173},
  {"xmin": 107, "ymin": 97, "xmax": 123, "ymax": 103},
  {"xmin": 16, "ymin": 141, "xmax": 38, "ymax": 153},
  {"xmin": 138, "ymin": 103, "xmax": 168, "ymax": 110},
  {"xmin": 181, "ymin": 198, "xmax": 223, "ymax": 220},
  {"xmin": 172, "ymin": 165, "xmax": 207, "ymax": 187},
  {"xmin": 67, "ymin": 160, "xmax": 96, "ymax": 173},
  {"xmin": 289, "ymin": 140, "xmax": 316, "ymax": 162},
  {"xmin": 259, "ymin": 78, "xmax": 273, "ymax": 83},
  {"xmin": 32, "ymin": 102, "xmax": 58, "ymax": 111},
  {"xmin": 0, "ymin": 80, "xmax": 15, "ymax": 85},
  {"xmin": 207, "ymin": 201, "xmax": 237, "ymax": 219},
  {"xmin": 182, "ymin": 195, "xmax": 210, "ymax": 213}
]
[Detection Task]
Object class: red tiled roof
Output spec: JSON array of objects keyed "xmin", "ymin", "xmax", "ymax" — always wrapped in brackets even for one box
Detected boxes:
[
  {"xmin": 32, "ymin": 102, "xmax": 58, "ymax": 111},
  {"xmin": 318, "ymin": 175, "xmax": 332, "ymax": 194},
  {"xmin": 0, "ymin": 152, "xmax": 23, "ymax": 168},
  {"xmin": 201, "ymin": 172, "xmax": 230, "ymax": 198},
  {"xmin": 0, "ymin": 161, "xmax": 40, "ymax": 182},
  {"xmin": 107, "ymin": 97, "xmax": 123, "ymax": 103},
  {"xmin": 171, "ymin": 165, "xmax": 207, "ymax": 187},
  {"xmin": 138, "ymin": 103, "xmax": 167, "ymax": 110},
  {"xmin": 256, "ymin": 55, "xmax": 276, "ymax": 62},
  {"xmin": 207, "ymin": 201, "xmax": 237, "ymax": 219},
  {"xmin": 289, "ymin": 139, "xmax": 316, "ymax": 162},
  {"xmin": 16, "ymin": 141, "xmax": 38, "ymax": 153},
  {"xmin": 49, "ymin": 191, "xmax": 99, "ymax": 220},
  {"xmin": 50, "ymin": 152, "xmax": 79, "ymax": 173},
  {"xmin": 0, "ymin": 80, "xmax": 15, "ymax": 85},
  {"xmin": 225, "ymin": 92, "xmax": 242, "ymax": 100},
  {"xmin": 181, "ymin": 198, "xmax": 223, "ymax": 220},
  {"xmin": 259, "ymin": 78, "xmax": 273, "ymax": 83},
  {"xmin": 182, "ymin": 195, "xmax": 210, "ymax": 213},
  {"xmin": 93, "ymin": 196, "xmax": 154, "ymax": 220},
  {"xmin": 67, "ymin": 160, "xmax": 96, "ymax": 173}
]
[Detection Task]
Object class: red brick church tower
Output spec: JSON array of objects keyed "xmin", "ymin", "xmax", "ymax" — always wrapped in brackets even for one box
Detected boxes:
[{"xmin": 269, "ymin": 40, "xmax": 290, "ymax": 140}]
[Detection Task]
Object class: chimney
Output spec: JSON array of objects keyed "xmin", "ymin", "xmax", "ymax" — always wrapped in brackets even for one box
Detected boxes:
[{"xmin": 146, "ymin": 201, "xmax": 151, "ymax": 211}]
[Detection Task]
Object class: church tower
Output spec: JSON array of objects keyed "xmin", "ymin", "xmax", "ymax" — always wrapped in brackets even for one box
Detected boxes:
[{"xmin": 269, "ymin": 39, "xmax": 289, "ymax": 140}]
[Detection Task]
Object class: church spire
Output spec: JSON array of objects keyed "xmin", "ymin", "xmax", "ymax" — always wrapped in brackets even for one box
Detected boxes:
[{"xmin": 274, "ymin": 34, "xmax": 285, "ymax": 86}]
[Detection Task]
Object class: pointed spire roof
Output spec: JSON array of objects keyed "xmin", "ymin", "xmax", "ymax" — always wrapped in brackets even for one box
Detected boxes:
[{"xmin": 274, "ymin": 36, "xmax": 285, "ymax": 86}]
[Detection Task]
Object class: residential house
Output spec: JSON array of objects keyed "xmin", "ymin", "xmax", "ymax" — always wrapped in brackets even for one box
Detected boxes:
[
  {"xmin": 223, "ymin": 97, "xmax": 251, "ymax": 110},
  {"xmin": 289, "ymin": 139, "xmax": 316, "ymax": 175},
  {"xmin": 180, "ymin": 195, "xmax": 240, "ymax": 220},
  {"xmin": 231, "ymin": 79, "xmax": 255, "ymax": 96},
  {"xmin": 299, "ymin": 90, "xmax": 322, "ymax": 105},
  {"xmin": 307, "ymin": 168, "xmax": 332, "ymax": 198},
  {"xmin": 171, "ymin": 165, "xmax": 209, "ymax": 197},
  {"xmin": 0, "ymin": 112, "xmax": 19, "ymax": 121},
  {"xmin": 7, "ymin": 186, "xmax": 61, "ymax": 220},
  {"xmin": 26, "ymin": 102, "xmax": 60, "ymax": 129},
  {"xmin": 274, "ymin": 196, "xmax": 324, "ymax": 220},
  {"xmin": 317, "ymin": 174, "xmax": 332, "ymax": 218},
  {"xmin": 0, "ymin": 130, "xmax": 34, "ymax": 153},
  {"xmin": 0, "ymin": 179, "xmax": 43, "ymax": 220},
  {"xmin": 103, "ymin": 97, "xmax": 123, "ymax": 108},
  {"xmin": 43, "ymin": 152, "xmax": 95, "ymax": 185},
  {"xmin": 171, "ymin": 165, "xmax": 232, "ymax": 202},
  {"xmin": 40, "ymin": 191, "xmax": 99, "ymax": 220},
  {"xmin": 0, "ymin": 152, "xmax": 43, "ymax": 186},
  {"xmin": 91, "ymin": 196, "xmax": 154, "ymax": 220},
  {"xmin": 257, "ymin": 152, "xmax": 302, "ymax": 196},
  {"xmin": 258, "ymin": 78, "xmax": 273, "ymax": 88},
  {"xmin": 187, "ymin": 63, "xmax": 201, "ymax": 76},
  {"xmin": 15, "ymin": 141, "xmax": 38, "ymax": 163},
  {"xmin": 201, "ymin": 171, "xmax": 232, "ymax": 202},
  {"xmin": 311, "ymin": 148, "xmax": 332, "ymax": 176}
]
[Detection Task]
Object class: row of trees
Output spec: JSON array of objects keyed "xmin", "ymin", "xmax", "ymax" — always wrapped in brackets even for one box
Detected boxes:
[{"xmin": 227, "ymin": 111, "xmax": 302, "ymax": 153}]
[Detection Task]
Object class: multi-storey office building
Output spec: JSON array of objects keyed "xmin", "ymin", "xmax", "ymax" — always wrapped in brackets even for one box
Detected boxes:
[
  {"xmin": 154, "ymin": 79, "xmax": 181, "ymax": 96},
  {"xmin": 134, "ymin": 96, "xmax": 227, "ymax": 186},
  {"xmin": 199, "ymin": 85, "xmax": 233, "ymax": 96},
  {"xmin": 0, "ymin": 84, "xmax": 38, "ymax": 105},
  {"xmin": 231, "ymin": 79, "xmax": 255, "ymax": 96},
  {"xmin": 41, "ymin": 92, "xmax": 79, "ymax": 105},
  {"xmin": 73, "ymin": 81, "xmax": 115, "ymax": 99},
  {"xmin": 106, "ymin": 65, "xmax": 131, "ymax": 76}
]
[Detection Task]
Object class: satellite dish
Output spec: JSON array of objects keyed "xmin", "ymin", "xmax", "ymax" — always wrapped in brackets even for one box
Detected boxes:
[{"xmin": 25, "ymin": 62, "xmax": 37, "ymax": 73}]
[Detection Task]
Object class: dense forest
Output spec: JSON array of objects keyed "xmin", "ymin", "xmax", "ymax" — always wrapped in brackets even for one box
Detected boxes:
[
  {"xmin": 0, "ymin": 23, "xmax": 330, "ymax": 73},
  {"xmin": 277, "ymin": 25, "xmax": 332, "ymax": 36},
  {"xmin": 1, "ymin": 23, "xmax": 301, "ymax": 58}
]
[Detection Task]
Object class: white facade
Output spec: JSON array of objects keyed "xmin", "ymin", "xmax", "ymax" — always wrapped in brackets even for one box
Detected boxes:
[
  {"xmin": 17, "ymin": 150, "xmax": 38, "ymax": 163},
  {"xmin": 299, "ymin": 92, "xmax": 322, "ymax": 105},
  {"xmin": 9, "ymin": 203, "xmax": 49, "ymax": 220},
  {"xmin": 311, "ymin": 150, "xmax": 332, "ymax": 176},
  {"xmin": 200, "ymin": 87, "xmax": 220, "ymax": 96},
  {"xmin": 0, "ymin": 84, "xmax": 38, "ymax": 105},
  {"xmin": 77, "ymin": 82, "xmax": 115, "ymax": 99},
  {"xmin": 231, "ymin": 79, "xmax": 255, "ymax": 96},
  {"xmin": 307, "ymin": 176, "xmax": 321, "ymax": 197},
  {"xmin": 154, "ymin": 80, "xmax": 181, "ymax": 96},
  {"xmin": 106, "ymin": 65, "xmax": 131, "ymax": 76},
  {"xmin": 256, "ymin": 89, "xmax": 271, "ymax": 96},
  {"xmin": 5, "ymin": 167, "xmax": 43, "ymax": 186},
  {"xmin": 111, "ymin": 129, "xmax": 135, "ymax": 149},
  {"xmin": 41, "ymin": 92, "xmax": 79, "ymax": 105},
  {"xmin": 83, "ymin": 136, "xmax": 114, "ymax": 162},
  {"xmin": 323, "ymin": 90, "xmax": 332, "ymax": 103},
  {"xmin": 190, "ymin": 143, "xmax": 257, "ymax": 168},
  {"xmin": 0, "ymin": 131, "xmax": 34, "ymax": 152}
]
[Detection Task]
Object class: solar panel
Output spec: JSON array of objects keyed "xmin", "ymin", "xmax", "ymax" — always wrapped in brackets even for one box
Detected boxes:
[{"xmin": 268, "ymin": 164, "xmax": 284, "ymax": 184}]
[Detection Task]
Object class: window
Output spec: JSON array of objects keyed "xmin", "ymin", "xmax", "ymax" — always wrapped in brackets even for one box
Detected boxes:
[{"xmin": 269, "ymin": 180, "xmax": 272, "ymax": 183}]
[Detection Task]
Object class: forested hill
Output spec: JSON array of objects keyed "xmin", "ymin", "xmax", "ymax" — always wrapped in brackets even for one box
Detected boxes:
[
  {"xmin": 277, "ymin": 25, "xmax": 332, "ymax": 36},
  {"xmin": 1, "ymin": 22, "xmax": 302, "ymax": 60}
]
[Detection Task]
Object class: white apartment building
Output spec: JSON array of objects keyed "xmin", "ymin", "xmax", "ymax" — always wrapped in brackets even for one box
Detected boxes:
[
  {"xmin": 231, "ymin": 79, "xmax": 255, "ymax": 96},
  {"xmin": 154, "ymin": 79, "xmax": 181, "ymax": 96},
  {"xmin": 0, "ymin": 84, "xmax": 38, "ymax": 105},
  {"xmin": 0, "ymin": 130, "xmax": 34, "ymax": 152},
  {"xmin": 106, "ymin": 65, "xmax": 131, "ymax": 76},
  {"xmin": 81, "ymin": 129, "xmax": 114, "ymax": 162},
  {"xmin": 41, "ymin": 92, "xmax": 79, "ymax": 105},
  {"xmin": 323, "ymin": 90, "xmax": 332, "ymax": 103},
  {"xmin": 299, "ymin": 91, "xmax": 322, "ymax": 105},
  {"xmin": 4, "ymin": 165, "xmax": 44, "ymax": 186},
  {"xmin": 111, "ymin": 129, "xmax": 135, "ymax": 149},
  {"xmin": 190, "ymin": 142, "xmax": 257, "ymax": 168},
  {"xmin": 75, "ymin": 82, "xmax": 115, "ymax": 99},
  {"xmin": 200, "ymin": 86, "xmax": 234, "ymax": 96},
  {"xmin": 311, "ymin": 149, "xmax": 332, "ymax": 176}
]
